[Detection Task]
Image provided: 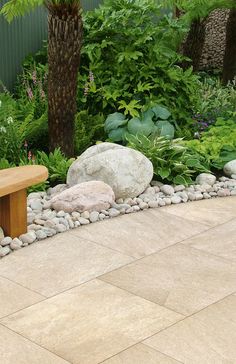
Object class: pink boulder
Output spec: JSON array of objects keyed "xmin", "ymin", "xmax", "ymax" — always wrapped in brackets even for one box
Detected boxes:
[{"xmin": 50, "ymin": 181, "xmax": 115, "ymax": 213}]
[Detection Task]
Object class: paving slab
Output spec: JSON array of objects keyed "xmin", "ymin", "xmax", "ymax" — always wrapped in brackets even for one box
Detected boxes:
[
  {"xmin": 101, "ymin": 243, "xmax": 236, "ymax": 315},
  {"xmin": 0, "ymin": 234, "xmax": 134, "ymax": 297},
  {"xmin": 161, "ymin": 196, "xmax": 236, "ymax": 226},
  {"xmin": 69, "ymin": 209, "xmax": 209, "ymax": 258},
  {"xmin": 0, "ymin": 324, "xmax": 69, "ymax": 364},
  {"xmin": 182, "ymin": 217, "xmax": 236, "ymax": 261},
  {"xmin": 102, "ymin": 343, "xmax": 182, "ymax": 363},
  {"xmin": 145, "ymin": 294, "xmax": 236, "ymax": 364},
  {"xmin": 0, "ymin": 279, "xmax": 183, "ymax": 364}
]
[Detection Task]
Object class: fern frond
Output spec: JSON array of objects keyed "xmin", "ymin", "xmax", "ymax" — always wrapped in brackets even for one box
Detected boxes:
[{"xmin": 0, "ymin": 0, "xmax": 43, "ymax": 22}]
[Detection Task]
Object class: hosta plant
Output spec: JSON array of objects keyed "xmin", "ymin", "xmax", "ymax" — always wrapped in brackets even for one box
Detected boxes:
[
  {"xmin": 105, "ymin": 105, "xmax": 176, "ymax": 143},
  {"xmin": 127, "ymin": 133, "xmax": 209, "ymax": 185}
]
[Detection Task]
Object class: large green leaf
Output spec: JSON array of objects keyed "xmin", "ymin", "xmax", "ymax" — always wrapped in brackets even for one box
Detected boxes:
[
  {"xmin": 156, "ymin": 120, "xmax": 175, "ymax": 139},
  {"xmin": 104, "ymin": 112, "xmax": 128, "ymax": 133},
  {"xmin": 152, "ymin": 105, "xmax": 171, "ymax": 120},
  {"xmin": 108, "ymin": 127, "xmax": 127, "ymax": 142},
  {"xmin": 127, "ymin": 116, "xmax": 155, "ymax": 136}
]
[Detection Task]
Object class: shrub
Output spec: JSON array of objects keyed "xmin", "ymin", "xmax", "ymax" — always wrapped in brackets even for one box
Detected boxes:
[
  {"xmin": 127, "ymin": 133, "xmax": 209, "ymax": 185},
  {"xmin": 185, "ymin": 118, "xmax": 236, "ymax": 169},
  {"xmin": 78, "ymin": 0, "xmax": 200, "ymax": 124}
]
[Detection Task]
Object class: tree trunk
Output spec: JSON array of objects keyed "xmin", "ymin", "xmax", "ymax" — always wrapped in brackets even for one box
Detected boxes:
[
  {"xmin": 222, "ymin": 8, "xmax": 236, "ymax": 85},
  {"xmin": 182, "ymin": 18, "xmax": 208, "ymax": 71},
  {"xmin": 47, "ymin": 12, "xmax": 83, "ymax": 157}
]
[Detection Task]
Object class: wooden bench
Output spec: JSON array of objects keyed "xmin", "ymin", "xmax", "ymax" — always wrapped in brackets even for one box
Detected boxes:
[{"xmin": 0, "ymin": 165, "xmax": 48, "ymax": 238}]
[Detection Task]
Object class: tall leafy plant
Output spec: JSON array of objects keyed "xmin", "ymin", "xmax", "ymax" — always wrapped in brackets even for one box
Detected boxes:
[{"xmin": 78, "ymin": 0, "xmax": 200, "ymax": 124}]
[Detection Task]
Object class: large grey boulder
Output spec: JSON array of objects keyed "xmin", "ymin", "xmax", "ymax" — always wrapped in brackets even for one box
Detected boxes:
[
  {"xmin": 50, "ymin": 181, "xmax": 115, "ymax": 213},
  {"xmin": 224, "ymin": 160, "xmax": 236, "ymax": 177},
  {"xmin": 67, "ymin": 143, "xmax": 153, "ymax": 199}
]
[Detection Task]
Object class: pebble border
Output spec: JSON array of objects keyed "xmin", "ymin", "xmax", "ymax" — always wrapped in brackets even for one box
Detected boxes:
[{"xmin": 1, "ymin": 176, "xmax": 236, "ymax": 258}]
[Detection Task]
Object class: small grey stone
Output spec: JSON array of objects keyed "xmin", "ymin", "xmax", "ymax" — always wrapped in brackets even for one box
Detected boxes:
[
  {"xmin": 230, "ymin": 190, "xmax": 236, "ymax": 196},
  {"xmin": 30, "ymin": 199, "xmax": 43, "ymax": 211},
  {"xmin": 67, "ymin": 219, "xmax": 75, "ymax": 229},
  {"xmin": 57, "ymin": 210, "xmax": 66, "ymax": 217},
  {"xmin": 74, "ymin": 221, "xmax": 81, "ymax": 227},
  {"xmin": 217, "ymin": 189, "xmax": 230, "ymax": 197},
  {"xmin": 108, "ymin": 208, "xmax": 120, "ymax": 217},
  {"xmin": 58, "ymin": 218, "xmax": 69, "ymax": 227},
  {"xmin": 35, "ymin": 230, "xmax": 47, "ymax": 240},
  {"xmin": 42, "ymin": 201, "xmax": 51, "ymax": 210},
  {"xmin": 34, "ymin": 218, "xmax": 46, "ymax": 226},
  {"xmin": 144, "ymin": 187, "xmax": 155, "ymax": 195},
  {"xmin": 99, "ymin": 213, "xmax": 106, "ymax": 220},
  {"xmin": 78, "ymin": 217, "xmax": 90, "ymax": 225},
  {"xmin": 116, "ymin": 198, "xmax": 124, "ymax": 204},
  {"xmin": 163, "ymin": 198, "xmax": 172, "ymax": 205},
  {"xmin": 160, "ymin": 185, "xmax": 175, "ymax": 195},
  {"xmin": 174, "ymin": 185, "xmax": 185, "ymax": 192},
  {"xmin": 123, "ymin": 198, "xmax": 134, "ymax": 205},
  {"xmin": 111, "ymin": 203, "xmax": 131, "ymax": 211},
  {"xmin": 139, "ymin": 202, "xmax": 148, "ymax": 210},
  {"xmin": 81, "ymin": 211, "xmax": 90, "ymax": 219},
  {"xmin": 47, "ymin": 184, "xmax": 68, "ymax": 196},
  {"xmin": 55, "ymin": 224, "xmax": 67, "ymax": 233},
  {"xmin": 154, "ymin": 186, "xmax": 160, "ymax": 193},
  {"xmin": 89, "ymin": 211, "xmax": 99, "ymax": 223},
  {"xmin": 133, "ymin": 205, "xmax": 140, "ymax": 212},
  {"xmin": 41, "ymin": 210, "xmax": 57, "ymax": 220},
  {"xmin": 135, "ymin": 198, "xmax": 143, "ymax": 204},
  {"xmin": 203, "ymin": 192, "xmax": 211, "ymax": 199},
  {"xmin": 1, "ymin": 236, "xmax": 12, "ymax": 246},
  {"xmin": 19, "ymin": 231, "xmax": 36, "ymax": 245},
  {"xmin": 27, "ymin": 207, "xmax": 32, "ymax": 213},
  {"xmin": 171, "ymin": 195, "xmax": 181, "ymax": 204},
  {"xmin": 28, "ymin": 224, "xmax": 42, "ymax": 231},
  {"xmin": 188, "ymin": 192, "xmax": 196, "ymax": 201},
  {"xmin": 125, "ymin": 207, "xmax": 134, "ymax": 214},
  {"xmin": 0, "ymin": 246, "xmax": 11, "ymax": 257},
  {"xmin": 158, "ymin": 199, "xmax": 166, "ymax": 206},
  {"xmin": 101, "ymin": 210, "xmax": 109, "ymax": 216},
  {"xmin": 28, "ymin": 192, "xmax": 42, "ymax": 200},
  {"xmin": 151, "ymin": 180, "xmax": 163, "ymax": 187},
  {"xmin": 209, "ymin": 192, "xmax": 217, "ymax": 197},
  {"xmin": 195, "ymin": 193, "xmax": 203, "ymax": 201},
  {"xmin": 232, "ymin": 174, "xmax": 236, "ymax": 180},
  {"xmin": 27, "ymin": 213, "xmax": 36, "ymax": 224},
  {"xmin": 71, "ymin": 211, "xmax": 81, "ymax": 220},
  {"xmin": 148, "ymin": 201, "xmax": 159, "ymax": 208},
  {"xmin": 42, "ymin": 227, "xmax": 57, "ymax": 237},
  {"xmin": 219, "ymin": 176, "xmax": 228, "ymax": 182},
  {"xmin": 10, "ymin": 238, "xmax": 23, "ymax": 250},
  {"xmin": 44, "ymin": 220, "xmax": 56, "ymax": 229}
]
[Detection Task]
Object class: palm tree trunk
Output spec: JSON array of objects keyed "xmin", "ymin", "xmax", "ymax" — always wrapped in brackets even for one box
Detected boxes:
[
  {"xmin": 222, "ymin": 8, "xmax": 236, "ymax": 85},
  {"xmin": 47, "ymin": 11, "xmax": 83, "ymax": 157},
  {"xmin": 182, "ymin": 18, "xmax": 208, "ymax": 71}
]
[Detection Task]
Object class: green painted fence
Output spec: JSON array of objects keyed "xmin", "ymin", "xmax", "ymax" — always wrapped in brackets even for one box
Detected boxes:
[{"xmin": 0, "ymin": 0, "xmax": 101, "ymax": 90}]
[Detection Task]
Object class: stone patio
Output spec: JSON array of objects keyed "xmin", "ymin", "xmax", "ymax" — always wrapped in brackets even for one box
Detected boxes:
[{"xmin": 0, "ymin": 197, "xmax": 236, "ymax": 363}]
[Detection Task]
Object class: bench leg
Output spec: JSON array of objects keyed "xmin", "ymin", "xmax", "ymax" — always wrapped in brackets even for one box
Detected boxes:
[{"xmin": 0, "ymin": 189, "xmax": 27, "ymax": 238}]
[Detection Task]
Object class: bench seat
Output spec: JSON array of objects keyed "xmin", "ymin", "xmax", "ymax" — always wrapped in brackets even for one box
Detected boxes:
[{"xmin": 0, "ymin": 166, "xmax": 48, "ymax": 238}]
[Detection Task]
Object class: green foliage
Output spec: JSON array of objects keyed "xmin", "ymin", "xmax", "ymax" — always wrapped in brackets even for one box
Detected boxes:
[
  {"xmin": 78, "ymin": 0, "xmax": 200, "ymax": 124},
  {"xmin": 74, "ymin": 110, "xmax": 106, "ymax": 155},
  {"xmin": 105, "ymin": 105, "xmax": 176, "ymax": 142},
  {"xmin": 0, "ymin": 0, "xmax": 43, "ymax": 22},
  {"xmin": 127, "ymin": 133, "xmax": 209, "ymax": 185},
  {"xmin": 185, "ymin": 118, "xmax": 236, "ymax": 169},
  {"xmin": 0, "ymin": 148, "xmax": 73, "ymax": 191}
]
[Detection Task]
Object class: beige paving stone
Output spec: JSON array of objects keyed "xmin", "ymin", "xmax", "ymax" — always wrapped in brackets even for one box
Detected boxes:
[
  {"xmin": 145, "ymin": 294, "xmax": 236, "ymax": 364},
  {"xmin": 1, "ymin": 279, "xmax": 183, "ymax": 364},
  {"xmin": 0, "ymin": 324, "xmax": 69, "ymax": 364},
  {"xmin": 0, "ymin": 234, "xmax": 134, "ymax": 297},
  {"xmin": 102, "ymin": 343, "xmax": 182, "ymax": 363},
  {"xmin": 161, "ymin": 197, "xmax": 236, "ymax": 226},
  {"xmin": 0, "ymin": 276, "xmax": 44, "ymax": 318},
  {"xmin": 182, "ymin": 218, "xmax": 236, "ymax": 261},
  {"xmin": 69, "ymin": 209, "xmax": 209, "ymax": 258},
  {"xmin": 101, "ymin": 244, "xmax": 236, "ymax": 315}
]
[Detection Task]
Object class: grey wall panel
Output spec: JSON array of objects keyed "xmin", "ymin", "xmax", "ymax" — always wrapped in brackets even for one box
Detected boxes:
[{"xmin": 0, "ymin": 0, "xmax": 101, "ymax": 90}]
